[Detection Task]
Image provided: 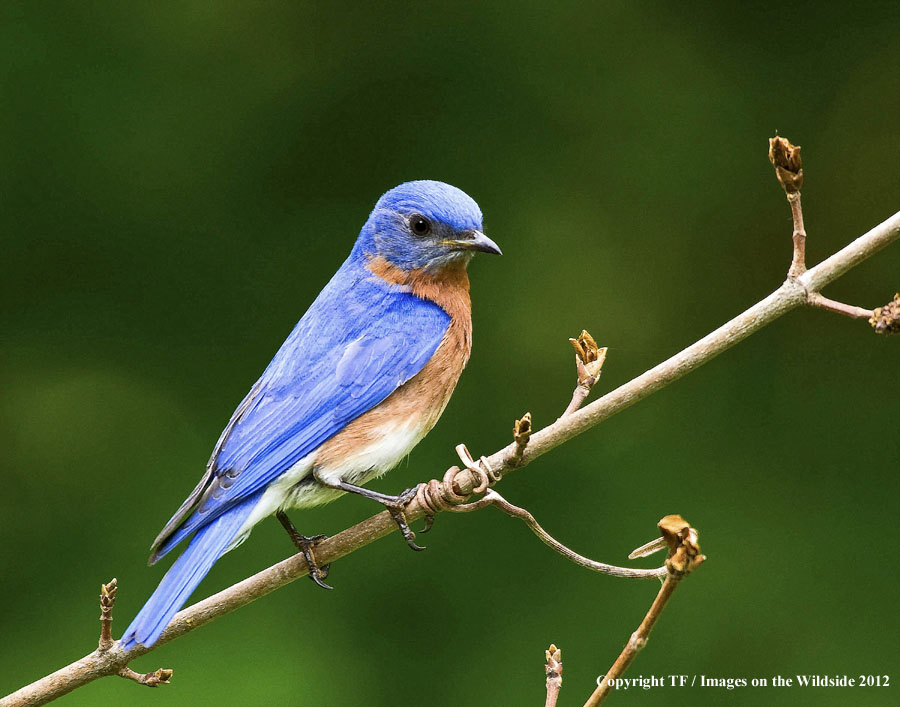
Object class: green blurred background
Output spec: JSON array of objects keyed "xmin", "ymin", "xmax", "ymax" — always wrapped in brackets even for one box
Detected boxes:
[{"xmin": 2, "ymin": 2, "xmax": 898, "ymax": 705}]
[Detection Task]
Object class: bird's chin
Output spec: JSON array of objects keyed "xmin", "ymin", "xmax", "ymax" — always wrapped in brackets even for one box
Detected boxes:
[{"xmin": 426, "ymin": 250, "xmax": 474, "ymax": 272}]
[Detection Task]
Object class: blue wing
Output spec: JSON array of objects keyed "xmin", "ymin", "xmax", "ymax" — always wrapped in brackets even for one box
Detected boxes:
[{"xmin": 150, "ymin": 260, "xmax": 450, "ymax": 562}]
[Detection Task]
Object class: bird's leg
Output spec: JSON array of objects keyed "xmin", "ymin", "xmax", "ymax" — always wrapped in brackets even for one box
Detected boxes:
[
  {"xmin": 276, "ymin": 510, "xmax": 333, "ymax": 590},
  {"xmin": 312, "ymin": 470, "xmax": 426, "ymax": 551}
]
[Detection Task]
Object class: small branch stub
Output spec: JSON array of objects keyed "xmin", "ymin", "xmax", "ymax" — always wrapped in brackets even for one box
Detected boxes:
[
  {"xmin": 513, "ymin": 412, "xmax": 532, "ymax": 457},
  {"xmin": 807, "ymin": 293, "xmax": 873, "ymax": 321},
  {"xmin": 769, "ymin": 136, "xmax": 807, "ymax": 279},
  {"xmin": 117, "ymin": 667, "xmax": 173, "ymax": 688},
  {"xmin": 97, "ymin": 578, "xmax": 173, "ymax": 690},
  {"xmin": 544, "ymin": 644, "xmax": 563, "ymax": 707},
  {"xmin": 870, "ymin": 293, "xmax": 900, "ymax": 334},
  {"xmin": 562, "ymin": 331, "xmax": 608, "ymax": 418},
  {"xmin": 769, "ymin": 136, "xmax": 887, "ymax": 325},
  {"xmin": 98, "ymin": 579, "xmax": 117, "ymax": 652}
]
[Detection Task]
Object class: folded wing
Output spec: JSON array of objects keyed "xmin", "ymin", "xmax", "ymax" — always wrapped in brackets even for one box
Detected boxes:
[{"xmin": 150, "ymin": 269, "xmax": 450, "ymax": 563}]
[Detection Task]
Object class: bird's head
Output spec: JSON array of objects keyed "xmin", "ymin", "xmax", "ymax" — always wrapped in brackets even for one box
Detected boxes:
[{"xmin": 357, "ymin": 180, "xmax": 501, "ymax": 273}]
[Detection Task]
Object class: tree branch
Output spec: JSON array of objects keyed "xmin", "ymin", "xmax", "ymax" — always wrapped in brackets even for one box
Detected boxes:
[{"xmin": 4, "ymin": 179, "xmax": 898, "ymax": 707}]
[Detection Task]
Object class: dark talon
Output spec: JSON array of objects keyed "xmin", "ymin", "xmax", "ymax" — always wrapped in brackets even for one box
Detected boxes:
[
  {"xmin": 388, "ymin": 506, "xmax": 426, "ymax": 551},
  {"xmin": 386, "ymin": 486, "xmax": 426, "ymax": 550},
  {"xmin": 276, "ymin": 511, "xmax": 334, "ymax": 590},
  {"xmin": 420, "ymin": 513, "xmax": 435, "ymax": 534},
  {"xmin": 309, "ymin": 565, "xmax": 333, "ymax": 590}
]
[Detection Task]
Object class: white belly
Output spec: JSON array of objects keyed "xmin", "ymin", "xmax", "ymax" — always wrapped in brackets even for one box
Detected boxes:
[{"xmin": 229, "ymin": 416, "xmax": 429, "ymax": 547}]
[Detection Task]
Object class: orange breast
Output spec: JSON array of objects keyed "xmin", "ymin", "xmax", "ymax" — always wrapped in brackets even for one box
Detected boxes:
[{"xmin": 314, "ymin": 257, "xmax": 473, "ymax": 473}]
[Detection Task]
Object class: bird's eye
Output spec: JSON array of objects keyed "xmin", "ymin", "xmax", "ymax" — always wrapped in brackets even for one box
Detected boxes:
[{"xmin": 409, "ymin": 214, "xmax": 431, "ymax": 237}]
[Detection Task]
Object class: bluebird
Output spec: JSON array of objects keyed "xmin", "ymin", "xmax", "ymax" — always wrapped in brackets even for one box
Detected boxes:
[{"xmin": 120, "ymin": 180, "xmax": 500, "ymax": 650}]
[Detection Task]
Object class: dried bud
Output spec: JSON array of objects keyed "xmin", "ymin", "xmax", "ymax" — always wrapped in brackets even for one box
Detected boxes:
[
  {"xmin": 100, "ymin": 578, "xmax": 118, "ymax": 610},
  {"xmin": 869, "ymin": 293, "xmax": 900, "ymax": 334},
  {"xmin": 768, "ymin": 136, "xmax": 803, "ymax": 193},
  {"xmin": 545, "ymin": 644, "xmax": 563, "ymax": 679},
  {"xmin": 569, "ymin": 330, "xmax": 608, "ymax": 384},
  {"xmin": 145, "ymin": 668, "xmax": 173, "ymax": 686},
  {"xmin": 513, "ymin": 412, "xmax": 532, "ymax": 447},
  {"xmin": 658, "ymin": 514, "xmax": 705, "ymax": 575}
]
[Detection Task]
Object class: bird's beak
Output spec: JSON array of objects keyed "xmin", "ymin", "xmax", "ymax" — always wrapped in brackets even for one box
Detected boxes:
[{"xmin": 445, "ymin": 230, "xmax": 502, "ymax": 255}]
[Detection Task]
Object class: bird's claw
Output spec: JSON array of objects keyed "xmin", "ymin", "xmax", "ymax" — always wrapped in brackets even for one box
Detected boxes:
[
  {"xmin": 276, "ymin": 511, "xmax": 334, "ymax": 590},
  {"xmin": 384, "ymin": 485, "xmax": 426, "ymax": 551},
  {"xmin": 299, "ymin": 536, "xmax": 334, "ymax": 590},
  {"xmin": 300, "ymin": 534, "xmax": 333, "ymax": 589},
  {"xmin": 309, "ymin": 562, "xmax": 333, "ymax": 590}
]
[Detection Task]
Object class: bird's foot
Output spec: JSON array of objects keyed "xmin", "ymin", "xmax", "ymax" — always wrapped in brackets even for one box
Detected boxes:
[
  {"xmin": 311, "ymin": 471, "xmax": 432, "ymax": 551},
  {"xmin": 380, "ymin": 485, "xmax": 428, "ymax": 552},
  {"xmin": 276, "ymin": 511, "xmax": 333, "ymax": 590}
]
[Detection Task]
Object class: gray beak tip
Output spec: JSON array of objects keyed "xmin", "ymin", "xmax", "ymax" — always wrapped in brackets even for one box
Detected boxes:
[{"xmin": 469, "ymin": 230, "xmax": 502, "ymax": 256}]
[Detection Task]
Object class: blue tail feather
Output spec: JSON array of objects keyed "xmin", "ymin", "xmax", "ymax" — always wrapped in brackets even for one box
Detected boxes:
[{"xmin": 120, "ymin": 492, "xmax": 261, "ymax": 650}]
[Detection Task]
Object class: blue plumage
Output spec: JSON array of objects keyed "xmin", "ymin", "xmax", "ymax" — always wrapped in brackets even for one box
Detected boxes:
[
  {"xmin": 122, "ymin": 492, "xmax": 262, "ymax": 649},
  {"xmin": 120, "ymin": 180, "xmax": 499, "ymax": 651},
  {"xmin": 151, "ymin": 270, "xmax": 450, "ymax": 561}
]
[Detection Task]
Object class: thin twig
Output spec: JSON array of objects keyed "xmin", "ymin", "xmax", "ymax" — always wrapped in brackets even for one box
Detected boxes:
[
  {"xmin": 545, "ymin": 644, "xmax": 563, "ymax": 707},
  {"xmin": 584, "ymin": 516, "xmax": 705, "ymax": 707},
  {"xmin": 807, "ymin": 293, "xmax": 873, "ymax": 320},
  {"xmin": 768, "ymin": 136, "xmax": 806, "ymax": 278},
  {"xmin": 787, "ymin": 192, "xmax": 807, "ymax": 279},
  {"xmin": 453, "ymin": 489, "xmax": 667, "ymax": 579},
  {"xmin": 4, "ymin": 207, "xmax": 899, "ymax": 707},
  {"xmin": 770, "ymin": 135, "xmax": 892, "ymax": 323},
  {"xmin": 116, "ymin": 667, "xmax": 173, "ymax": 687}
]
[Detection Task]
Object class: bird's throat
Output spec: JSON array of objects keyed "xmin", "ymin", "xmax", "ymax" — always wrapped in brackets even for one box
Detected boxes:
[{"xmin": 366, "ymin": 255, "xmax": 472, "ymax": 322}]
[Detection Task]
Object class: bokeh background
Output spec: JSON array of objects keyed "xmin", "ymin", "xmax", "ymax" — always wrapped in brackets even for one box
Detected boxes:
[{"xmin": 2, "ymin": 2, "xmax": 898, "ymax": 705}]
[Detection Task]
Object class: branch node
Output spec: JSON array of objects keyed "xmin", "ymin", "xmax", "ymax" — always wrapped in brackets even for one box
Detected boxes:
[
  {"xmin": 627, "ymin": 631, "xmax": 647, "ymax": 653},
  {"xmin": 98, "ymin": 578, "xmax": 118, "ymax": 652},
  {"xmin": 869, "ymin": 293, "xmax": 900, "ymax": 334}
]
